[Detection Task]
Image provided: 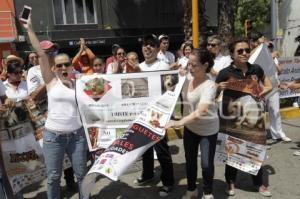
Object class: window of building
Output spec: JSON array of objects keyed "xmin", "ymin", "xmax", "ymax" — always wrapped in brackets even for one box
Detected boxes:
[{"xmin": 52, "ymin": 0, "xmax": 97, "ymax": 25}]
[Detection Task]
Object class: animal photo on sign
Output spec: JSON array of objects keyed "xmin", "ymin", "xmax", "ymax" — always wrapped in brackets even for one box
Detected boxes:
[{"xmin": 161, "ymin": 74, "xmax": 179, "ymax": 94}]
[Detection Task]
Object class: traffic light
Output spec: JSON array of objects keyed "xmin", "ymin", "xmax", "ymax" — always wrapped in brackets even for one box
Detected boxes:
[{"xmin": 245, "ymin": 19, "xmax": 252, "ymax": 38}]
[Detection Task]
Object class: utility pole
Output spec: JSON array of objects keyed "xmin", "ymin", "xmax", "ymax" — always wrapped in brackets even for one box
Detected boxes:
[{"xmin": 192, "ymin": 0, "xmax": 199, "ymax": 48}]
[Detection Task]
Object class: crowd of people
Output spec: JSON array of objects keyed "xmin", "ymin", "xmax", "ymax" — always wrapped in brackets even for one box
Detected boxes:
[{"xmin": 0, "ymin": 14, "xmax": 299, "ymax": 199}]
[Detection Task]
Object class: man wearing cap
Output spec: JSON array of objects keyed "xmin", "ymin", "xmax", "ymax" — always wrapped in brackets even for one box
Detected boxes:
[
  {"xmin": 26, "ymin": 40, "xmax": 58, "ymax": 96},
  {"xmin": 105, "ymin": 44, "xmax": 120, "ymax": 73},
  {"xmin": 157, "ymin": 34, "xmax": 175, "ymax": 66},
  {"xmin": 134, "ymin": 34, "xmax": 174, "ymax": 197},
  {"xmin": 72, "ymin": 38, "xmax": 96, "ymax": 74}
]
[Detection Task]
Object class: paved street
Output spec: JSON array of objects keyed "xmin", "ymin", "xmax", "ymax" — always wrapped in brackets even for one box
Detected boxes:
[{"xmin": 22, "ymin": 117, "xmax": 300, "ymax": 199}]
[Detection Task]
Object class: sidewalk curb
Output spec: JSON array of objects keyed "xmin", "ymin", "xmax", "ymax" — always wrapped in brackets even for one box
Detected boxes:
[
  {"xmin": 166, "ymin": 107, "xmax": 300, "ymax": 141},
  {"xmin": 280, "ymin": 106, "xmax": 300, "ymax": 119}
]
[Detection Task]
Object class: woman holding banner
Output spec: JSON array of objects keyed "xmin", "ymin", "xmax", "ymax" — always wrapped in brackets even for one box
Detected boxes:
[
  {"xmin": 215, "ymin": 37, "xmax": 272, "ymax": 197},
  {"xmin": 22, "ymin": 16, "xmax": 87, "ymax": 199},
  {"xmin": 167, "ymin": 49, "xmax": 219, "ymax": 199}
]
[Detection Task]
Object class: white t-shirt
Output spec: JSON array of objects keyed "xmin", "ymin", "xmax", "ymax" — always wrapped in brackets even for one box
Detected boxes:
[
  {"xmin": 27, "ymin": 65, "xmax": 44, "ymax": 94},
  {"xmin": 210, "ymin": 53, "xmax": 232, "ymax": 81},
  {"xmin": 182, "ymin": 78, "xmax": 219, "ymax": 136},
  {"xmin": 178, "ymin": 56, "xmax": 189, "ymax": 69},
  {"xmin": 139, "ymin": 59, "xmax": 170, "ymax": 71},
  {"xmin": 0, "ymin": 80, "xmax": 6, "ymax": 97},
  {"xmin": 3, "ymin": 80, "xmax": 28, "ymax": 102},
  {"xmin": 157, "ymin": 51, "xmax": 175, "ymax": 65}
]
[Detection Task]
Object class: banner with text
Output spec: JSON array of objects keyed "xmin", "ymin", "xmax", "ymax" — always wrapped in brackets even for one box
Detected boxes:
[
  {"xmin": 0, "ymin": 101, "xmax": 46, "ymax": 194},
  {"xmin": 76, "ymin": 71, "xmax": 179, "ymax": 151},
  {"xmin": 278, "ymin": 57, "xmax": 300, "ymax": 98},
  {"xmin": 81, "ymin": 74, "xmax": 185, "ymax": 198},
  {"xmin": 215, "ymin": 133, "xmax": 266, "ymax": 175}
]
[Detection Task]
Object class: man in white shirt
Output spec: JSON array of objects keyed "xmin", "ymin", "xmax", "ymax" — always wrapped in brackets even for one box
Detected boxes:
[
  {"xmin": 157, "ymin": 34, "xmax": 175, "ymax": 65},
  {"xmin": 26, "ymin": 54, "xmax": 44, "ymax": 94},
  {"xmin": 135, "ymin": 34, "xmax": 174, "ymax": 197},
  {"xmin": 206, "ymin": 35, "xmax": 232, "ymax": 81},
  {"xmin": 139, "ymin": 34, "xmax": 170, "ymax": 71}
]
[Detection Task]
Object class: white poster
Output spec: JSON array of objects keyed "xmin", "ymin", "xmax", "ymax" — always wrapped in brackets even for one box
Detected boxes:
[
  {"xmin": 215, "ymin": 133, "xmax": 267, "ymax": 175},
  {"xmin": 76, "ymin": 71, "xmax": 180, "ymax": 151},
  {"xmin": 81, "ymin": 73, "xmax": 185, "ymax": 198},
  {"xmin": 278, "ymin": 57, "xmax": 300, "ymax": 98}
]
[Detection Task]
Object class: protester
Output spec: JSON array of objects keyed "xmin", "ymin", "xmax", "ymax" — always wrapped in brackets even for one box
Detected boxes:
[
  {"xmin": 24, "ymin": 52, "xmax": 39, "ymax": 71},
  {"xmin": 105, "ymin": 44, "xmax": 120, "ymax": 72},
  {"xmin": 3, "ymin": 61, "xmax": 28, "ymax": 101},
  {"xmin": 92, "ymin": 57, "xmax": 105, "ymax": 74},
  {"xmin": 178, "ymin": 42, "xmax": 193, "ymax": 69},
  {"xmin": 280, "ymin": 79, "xmax": 300, "ymax": 155},
  {"xmin": 106, "ymin": 46, "xmax": 126, "ymax": 74},
  {"xmin": 72, "ymin": 38, "xmax": 96, "ymax": 74},
  {"xmin": 23, "ymin": 16, "xmax": 87, "ymax": 199},
  {"xmin": 124, "ymin": 52, "xmax": 140, "ymax": 73},
  {"xmin": 157, "ymin": 34, "xmax": 176, "ymax": 66},
  {"xmin": 167, "ymin": 49, "xmax": 219, "ymax": 199},
  {"xmin": 249, "ymin": 31, "xmax": 265, "ymax": 54},
  {"xmin": 216, "ymin": 37, "xmax": 272, "ymax": 197},
  {"xmin": 264, "ymin": 40, "xmax": 291, "ymax": 142},
  {"xmin": 206, "ymin": 35, "xmax": 232, "ymax": 81},
  {"xmin": 134, "ymin": 34, "xmax": 173, "ymax": 197}
]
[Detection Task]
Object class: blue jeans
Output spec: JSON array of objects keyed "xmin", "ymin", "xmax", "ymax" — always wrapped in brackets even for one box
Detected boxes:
[
  {"xmin": 183, "ymin": 127, "xmax": 218, "ymax": 194},
  {"xmin": 43, "ymin": 128, "xmax": 87, "ymax": 199}
]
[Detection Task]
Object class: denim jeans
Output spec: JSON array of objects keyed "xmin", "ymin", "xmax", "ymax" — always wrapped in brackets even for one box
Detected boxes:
[
  {"xmin": 183, "ymin": 127, "xmax": 218, "ymax": 194},
  {"xmin": 43, "ymin": 127, "xmax": 87, "ymax": 199}
]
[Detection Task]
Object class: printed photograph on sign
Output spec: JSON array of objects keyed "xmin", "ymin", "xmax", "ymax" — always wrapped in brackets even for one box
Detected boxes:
[
  {"xmin": 121, "ymin": 78, "xmax": 149, "ymax": 99},
  {"xmin": 83, "ymin": 77, "xmax": 111, "ymax": 101},
  {"xmin": 220, "ymin": 94, "xmax": 266, "ymax": 145},
  {"xmin": 160, "ymin": 74, "xmax": 179, "ymax": 94}
]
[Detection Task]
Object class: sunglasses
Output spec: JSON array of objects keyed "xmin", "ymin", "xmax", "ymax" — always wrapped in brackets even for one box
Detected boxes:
[
  {"xmin": 236, "ymin": 48, "xmax": 251, "ymax": 55},
  {"xmin": 12, "ymin": 70, "xmax": 23, "ymax": 75},
  {"xmin": 117, "ymin": 52, "xmax": 125, "ymax": 56},
  {"xmin": 45, "ymin": 49, "xmax": 59, "ymax": 56},
  {"xmin": 207, "ymin": 43, "xmax": 218, "ymax": 47},
  {"xmin": 55, "ymin": 62, "xmax": 71, "ymax": 68}
]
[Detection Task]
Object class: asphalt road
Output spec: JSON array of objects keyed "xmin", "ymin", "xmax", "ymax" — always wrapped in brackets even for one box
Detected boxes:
[{"xmin": 21, "ymin": 117, "xmax": 300, "ymax": 199}]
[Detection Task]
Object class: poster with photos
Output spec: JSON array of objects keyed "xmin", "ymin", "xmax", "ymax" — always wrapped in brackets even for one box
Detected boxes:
[{"xmin": 76, "ymin": 71, "xmax": 180, "ymax": 151}]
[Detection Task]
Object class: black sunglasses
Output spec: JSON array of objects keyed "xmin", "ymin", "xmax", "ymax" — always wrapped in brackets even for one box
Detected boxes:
[
  {"xmin": 236, "ymin": 48, "xmax": 251, "ymax": 55},
  {"xmin": 12, "ymin": 70, "xmax": 23, "ymax": 75},
  {"xmin": 55, "ymin": 62, "xmax": 71, "ymax": 68},
  {"xmin": 207, "ymin": 43, "xmax": 218, "ymax": 47},
  {"xmin": 93, "ymin": 63, "xmax": 103, "ymax": 67}
]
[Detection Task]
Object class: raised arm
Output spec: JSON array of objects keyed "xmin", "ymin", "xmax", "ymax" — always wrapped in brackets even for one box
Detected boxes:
[{"xmin": 22, "ymin": 16, "xmax": 55, "ymax": 84}]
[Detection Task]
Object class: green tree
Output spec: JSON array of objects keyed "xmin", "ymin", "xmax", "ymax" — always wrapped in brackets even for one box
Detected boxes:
[{"xmin": 234, "ymin": 0, "xmax": 271, "ymax": 36}]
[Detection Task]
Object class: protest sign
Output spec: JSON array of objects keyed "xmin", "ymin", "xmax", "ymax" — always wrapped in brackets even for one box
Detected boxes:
[
  {"xmin": 215, "ymin": 133, "xmax": 266, "ymax": 175},
  {"xmin": 76, "ymin": 71, "xmax": 180, "ymax": 151},
  {"xmin": 81, "ymin": 73, "xmax": 185, "ymax": 197},
  {"xmin": 278, "ymin": 57, "xmax": 300, "ymax": 98},
  {"xmin": 226, "ymin": 79, "xmax": 263, "ymax": 98},
  {"xmin": 0, "ymin": 101, "xmax": 46, "ymax": 194}
]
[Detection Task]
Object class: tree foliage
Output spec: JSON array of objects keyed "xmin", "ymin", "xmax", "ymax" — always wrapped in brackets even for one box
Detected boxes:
[{"xmin": 234, "ymin": 0, "xmax": 271, "ymax": 36}]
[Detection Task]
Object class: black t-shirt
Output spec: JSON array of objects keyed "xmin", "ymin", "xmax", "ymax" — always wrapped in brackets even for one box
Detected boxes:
[{"xmin": 215, "ymin": 62, "xmax": 265, "ymax": 99}]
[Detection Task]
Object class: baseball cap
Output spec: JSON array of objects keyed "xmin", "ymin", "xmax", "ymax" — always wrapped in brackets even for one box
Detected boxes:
[
  {"xmin": 142, "ymin": 34, "xmax": 159, "ymax": 47},
  {"xmin": 39, "ymin": 40, "xmax": 59, "ymax": 50},
  {"xmin": 158, "ymin": 34, "xmax": 169, "ymax": 41}
]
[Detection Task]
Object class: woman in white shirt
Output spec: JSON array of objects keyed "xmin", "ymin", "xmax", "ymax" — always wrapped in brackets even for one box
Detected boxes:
[
  {"xmin": 23, "ymin": 16, "xmax": 87, "ymax": 199},
  {"xmin": 167, "ymin": 49, "xmax": 219, "ymax": 199}
]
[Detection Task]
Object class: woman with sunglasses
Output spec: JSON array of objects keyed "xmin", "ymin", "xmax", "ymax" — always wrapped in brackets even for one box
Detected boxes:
[
  {"xmin": 167, "ymin": 48, "xmax": 218, "ymax": 199},
  {"xmin": 106, "ymin": 46, "xmax": 126, "ymax": 74},
  {"xmin": 3, "ymin": 61, "xmax": 28, "ymax": 101},
  {"xmin": 215, "ymin": 37, "xmax": 272, "ymax": 197},
  {"xmin": 22, "ymin": 16, "xmax": 87, "ymax": 199}
]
